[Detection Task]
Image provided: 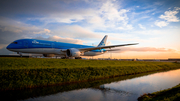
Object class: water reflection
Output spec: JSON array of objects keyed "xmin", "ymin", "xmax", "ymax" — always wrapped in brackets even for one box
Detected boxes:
[
  {"xmin": 95, "ymin": 85, "xmax": 133, "ymax": 96},
  {"xmin": 1, "ymin": 69, "xmax": 180, "ymax": 101},
  {"xmin": 103, "ymin": 69, "xmax": 180, "ymax": 95}
]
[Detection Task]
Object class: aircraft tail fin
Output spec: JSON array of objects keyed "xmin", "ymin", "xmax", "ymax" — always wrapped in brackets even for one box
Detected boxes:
[{"xmin": 98, "ymin": 35, "xmax": 108, "ymax": 47}]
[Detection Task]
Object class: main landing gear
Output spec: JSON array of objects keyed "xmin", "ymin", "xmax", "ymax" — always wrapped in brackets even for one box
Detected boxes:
[
  {"xmin": 75, "ymin": 57, "xmax": 82, "ymax": 59},
  {"xmin": 61, "ymin": 57, "xmax": 82, "ymax": 59},
  {"xmin": 17, "ymin": 52, "xmax": 22, "ymax": 57}
]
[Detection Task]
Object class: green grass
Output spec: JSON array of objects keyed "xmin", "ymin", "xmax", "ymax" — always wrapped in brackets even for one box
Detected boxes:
[
  {"xmin": 1, "ymin": 57, "xmax": 179, "ymax": 70},
  {"xmin": 138, "ymin": 84, "xmax": 180, "ymax": 101},
  {"xmin": 0, "ymin": 57, "xmax": 180, "ymax": 90}
]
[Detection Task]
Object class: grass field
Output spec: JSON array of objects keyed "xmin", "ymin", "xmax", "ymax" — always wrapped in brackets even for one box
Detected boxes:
[
  {"xmin": 138, "ymin": 84, "xmax": 180, "ymax": 101},
  {"xmin": 0, "ymin": 57, "xmax": 180, "ymax": 90}
]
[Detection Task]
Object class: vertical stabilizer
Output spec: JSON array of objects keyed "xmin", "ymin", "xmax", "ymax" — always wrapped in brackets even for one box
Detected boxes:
[{"xmin": 98, "ymin": 35, "xmax": 108, "ymax": 47}]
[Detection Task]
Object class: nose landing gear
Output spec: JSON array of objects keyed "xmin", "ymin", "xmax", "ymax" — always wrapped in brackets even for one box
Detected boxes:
[{"xmin": 17, "ymin": 52, "xmax": 22, "ymax": 57}]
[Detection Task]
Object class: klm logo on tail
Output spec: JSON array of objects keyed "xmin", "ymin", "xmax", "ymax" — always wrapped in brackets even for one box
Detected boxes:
[{"xmin": 98, "ymin": 35, "xmax": 108, "ymax": 47}]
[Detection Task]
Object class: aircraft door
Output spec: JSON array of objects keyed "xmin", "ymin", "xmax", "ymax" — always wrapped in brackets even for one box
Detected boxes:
[
  {"xmin": 52, "ymin": 43, "xmax": 55, "ymax": 48},
  {"xmin": 24, "ymin": 41, "xmax": 28, "ymax": 48}
]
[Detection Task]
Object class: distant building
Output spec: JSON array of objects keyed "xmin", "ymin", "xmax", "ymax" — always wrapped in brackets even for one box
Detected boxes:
[{"xmin": 168, "ymin": 58, "xmax": 180, "ymax": 61}]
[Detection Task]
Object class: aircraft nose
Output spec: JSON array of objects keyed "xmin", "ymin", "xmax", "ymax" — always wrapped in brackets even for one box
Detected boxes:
[
  {"xmin": 6, "ymin": 45, "xmax": 10, "ymax": 49},
  {"xmin": 6, "ymin": 44, "xmax": 12, "ymax": 50}
]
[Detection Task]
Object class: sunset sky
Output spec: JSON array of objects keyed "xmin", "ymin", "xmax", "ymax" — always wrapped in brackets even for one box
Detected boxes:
[{"xmin": 0, "ymin": 0, "xmax": 180, "ymax": 59}]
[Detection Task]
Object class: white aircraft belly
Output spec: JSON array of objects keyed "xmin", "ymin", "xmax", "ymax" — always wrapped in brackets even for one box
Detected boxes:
[{"xmin": 9, "ymin": 48, "xmax": 65, "ymax": 55}]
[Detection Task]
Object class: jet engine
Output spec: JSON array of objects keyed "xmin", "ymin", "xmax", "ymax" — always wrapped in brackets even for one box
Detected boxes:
[{"xmin": 66, "ymin": 48, "xmax": 81, "ymax": 57}]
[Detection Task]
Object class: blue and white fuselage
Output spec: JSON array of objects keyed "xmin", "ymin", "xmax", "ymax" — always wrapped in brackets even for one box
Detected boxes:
[
  {"xmin": 6, "ymin": 35, "xmax": 138, "ymax": 58},
  {"xmin": 7, "ymin": 39, "xmax": 106, "ymax": 57}
]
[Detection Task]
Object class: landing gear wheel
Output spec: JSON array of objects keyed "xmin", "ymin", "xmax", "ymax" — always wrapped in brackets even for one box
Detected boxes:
[
  {"xmin": 75, "ymin": 57, "xmax": 82, "ymax": 59},
  {"xmin": 61, "ymin": 57, "xmax": 69, "ymax": 59}
]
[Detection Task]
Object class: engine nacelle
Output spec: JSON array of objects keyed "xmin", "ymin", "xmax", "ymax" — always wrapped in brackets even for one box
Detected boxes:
[{"xmin": 66, "ymin": 48, "xmax": 81, "ymax": 57}]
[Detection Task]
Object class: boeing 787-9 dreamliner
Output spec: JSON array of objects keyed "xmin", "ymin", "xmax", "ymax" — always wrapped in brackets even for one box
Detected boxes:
[{"xmin": 6, "ymin": 35, "xmax": 138, "ymax": 59}]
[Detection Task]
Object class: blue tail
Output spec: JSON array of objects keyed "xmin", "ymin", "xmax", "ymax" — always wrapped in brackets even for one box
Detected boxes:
[{"xmin": 98, "ymin": 35, "xmax": 108, "ymax": 47}]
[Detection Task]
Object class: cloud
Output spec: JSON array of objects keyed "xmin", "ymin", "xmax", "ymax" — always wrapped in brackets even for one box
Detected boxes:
[
  {"xmin": 116, "ymin": 47, "xmax": 176, "ymax": 53},
  {"xmin": 35, "ymin": 9, "xmax": 91, "ymax": 24},
  {"xmin": 0, "ymin": 0, "xmax": 132, "ymax": 32},
  {"xmin": 155, "ymin": 7, "xmax": 180, "ymax": 27},
  {"xmin": 0, "ymin": 17, "xmax": 23, "ymax": 33},
  {"xmin": 138, "ymin": 24, "xmax": 146, "ymax": 30},
  {"xmin": 0, "ymin": 16, "xmax": 102, "ymax": 51},
  {"xmin": 41, "ymin": 0, "xmax": 132, "ymax": 31},
  {"xmin": 175, "ymin": 7, "xmax": 180, "ymax": 11},
  {"xmin": 35, "ymin": 35, "xmax": 84, "ymax": 44},
  {"xmin": 52, "ymin": 25, "xmax": 100, "ymax": 39},
  {"xmin": 154, "ymin": 21, "xmax": 169, "ymax": 28},
  {"xmin": 97, "ymin": 0, "xmax": 132, "ymax": 30},
  {"xmin": 99, "ymin": 1, "xmax": 125, "ymax": 21},
  {"xmin": 0, "ymin": 17, "xmax": 54, "ymax": 45},
  {"xmin": 33, "ymin": 29, "xmax": 51, "ymax": 34},
  {"xmin": 159, "ymin": 10, "xmax": 180, "ymax": 22},
  {"xmin": 0, "ymin": 17, "xmax": 44, "ymax": 34},
  {"xmin": 88, "ymin": 15, "xmax": 104, "ymax": 23},
  {"xmin": 0, "ymin": 27, "xmax": 22, "ymax": 33},
  {"xmin": 33, "ymin": 0, "xmax": 132, "ymax": 31},
  {"xmin": 0, "ymin": 0, "xmax": 93, "ymax": 24}
]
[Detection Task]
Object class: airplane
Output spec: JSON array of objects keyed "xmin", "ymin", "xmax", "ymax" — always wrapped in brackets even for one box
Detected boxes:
[{"xmin": 6, "ymin": 35, "xmax": 138, "ymax": 59}]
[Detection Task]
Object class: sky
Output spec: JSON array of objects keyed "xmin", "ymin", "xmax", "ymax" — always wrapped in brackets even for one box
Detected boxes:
[{"xmin": 0, "ymin": 0, "xmax": 180, "ymax": 59}]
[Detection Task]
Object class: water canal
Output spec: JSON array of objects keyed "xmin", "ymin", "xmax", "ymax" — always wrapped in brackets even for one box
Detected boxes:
[{"xmin": 3, "ymin": 69, "xmax": 180, "ymax": 101}]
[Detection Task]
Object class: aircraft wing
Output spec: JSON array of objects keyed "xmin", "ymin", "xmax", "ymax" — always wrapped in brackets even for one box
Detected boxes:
[
  {"xmin": 106, "ymin": 49, "xmax": 120, "ymax": 51},
  {"xmin": 79, "ymin": 43, "xmax": 138, "ymax": 52}
]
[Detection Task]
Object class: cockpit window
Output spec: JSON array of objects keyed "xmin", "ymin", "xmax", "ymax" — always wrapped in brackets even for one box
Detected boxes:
[{"xmin": 11, "ymin": 42, "xmax": 18, "ymax": 44}]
